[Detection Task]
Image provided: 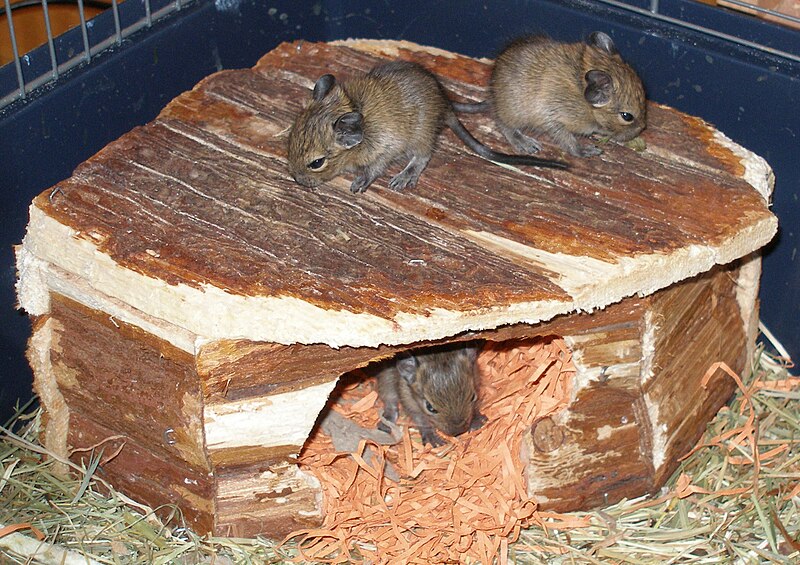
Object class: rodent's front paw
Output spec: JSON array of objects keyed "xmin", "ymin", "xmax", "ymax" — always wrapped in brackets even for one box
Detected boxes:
[
  {"xmin": 470, "ymin": 413, "xmax": 488, "ymax": 431},
  {"xmin": 381, "ymin": 405, "xmax": 399, "ymax": 426},
  {"xmin": 350, "ymin": 176, "xmax": 371, "ymax": 193},
  {"xmin": 420, "ymin": 429, "xmax": 445, "ymax": 447}
]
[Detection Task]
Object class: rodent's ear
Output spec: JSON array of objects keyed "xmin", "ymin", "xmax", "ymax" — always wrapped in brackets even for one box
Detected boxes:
[
  {"xmin": 334, "ymin": 112, "xmax": 364, "ymax": 149},
  {"xmin": 584, "ymin": 70, "xmax": 613, "ymax": 107},
  {"xmin": 587, "ymin": 31, "xmax": 618, "ymax": 55},
  {"xmin": 312, "ymin": 74, "xmax": 336, "ymax": 101},
  {"xmin": 396, "ymin": 354, "xmax": 419, "ymax": 385}
]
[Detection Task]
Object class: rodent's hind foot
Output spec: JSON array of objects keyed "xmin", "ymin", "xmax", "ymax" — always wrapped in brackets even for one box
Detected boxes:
[
  {"xmin": 389, "ymin": 155, "xmax": 430, "ymax": 191},
  {"xmin": 504, "ymin": 128, "xmax": 543, "ymax": 154},
  {"xmin": 388, "ymin": 169, "xmax": 420, "ymax": 191}
]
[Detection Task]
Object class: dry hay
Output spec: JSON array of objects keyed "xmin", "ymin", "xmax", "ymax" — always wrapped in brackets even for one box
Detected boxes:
[{"xmin": 0, "ymin": 335, "xmax": 798, "ymax": 564}]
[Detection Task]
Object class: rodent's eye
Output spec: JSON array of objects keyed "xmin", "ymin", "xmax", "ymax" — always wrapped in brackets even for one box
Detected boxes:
[
  {"xmin": 424, "ymin": 400, "xmax": 438, "ymax": 414},
  {"xmin": 307, "ymin": 157, "xmax": 327, "ymax": 171},
  {"xmin": 620, "ymin": 112, "xmax": 635, "ymax": 123}
]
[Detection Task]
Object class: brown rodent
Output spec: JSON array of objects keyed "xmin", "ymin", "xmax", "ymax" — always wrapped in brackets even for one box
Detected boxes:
[
  {"xmin": 375, "ymin": 342, "xmax": 487, "ymax": 447},
  {"xmin": 454, "ymin": 32, "xmax": 646, "ymax": 157},
  {"xmin": 287, "ymin": 61, "xmax": 568, "ymax": 194}
]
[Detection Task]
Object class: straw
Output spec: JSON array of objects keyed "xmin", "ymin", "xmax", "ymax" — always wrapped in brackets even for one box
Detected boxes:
[{"xmin": 1, "ymin": 339, "xmax": 797, "ymax": 563}]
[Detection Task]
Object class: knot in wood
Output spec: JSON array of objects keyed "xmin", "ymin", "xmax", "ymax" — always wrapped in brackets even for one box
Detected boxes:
[{"xmin": 531, "ymin": 417, "xmax": 565, "ymax": 453}]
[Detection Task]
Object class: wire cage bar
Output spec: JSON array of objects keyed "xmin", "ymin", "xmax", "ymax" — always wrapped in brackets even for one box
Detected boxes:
[
  {"xmin": 3, "ymin": 0, "xmax": 798, "ymax": 112},
  {"xmin": 597, "ymin": 0, "xmax": 800, "ymax": 64},
  {"xmin": 2, "ymin": 0, "xmax": 25, "ymax": 98},
  {"xmin": 1, "ymin": 0, "xmax": 798, "ymax": 111},
  {"xmin": 723, "ymin": 0, "xmax": 800, "ymax": 26},
  {"xmin": 1, "ymin": 0, "xmax": 193, "ymax": 109}
]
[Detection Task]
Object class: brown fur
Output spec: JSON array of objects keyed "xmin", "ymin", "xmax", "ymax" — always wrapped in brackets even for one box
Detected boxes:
[
  {"xmin": 288, "ymin": 62, "xmax": 448, "ymax": 193},
  {"xmin": 287, "ymin": 61, "xmax": 567, "ymax": 194},
  {"xmin": 488, "ymin": 32, "xmax": 646, "ymax": 157},
  {"xmin": 376, "ymin": 342, "xmax": 486, "ymax": 447}
]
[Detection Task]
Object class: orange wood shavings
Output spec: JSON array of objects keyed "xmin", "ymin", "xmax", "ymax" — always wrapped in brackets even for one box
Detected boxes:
[
  {"xmin": 674, "ymin": 471, "xmax": 750, "ymax": 499},
  {"xmin": 753, "ymin": 376, "xmax": 800, "ymax": 391},
  {"xmin": 0, "ymin": 522, "xmax": 45, "ymax": 540},
  {"xmin": 288, "ymin": 337, "xmax": 577, "ymax": 563}
]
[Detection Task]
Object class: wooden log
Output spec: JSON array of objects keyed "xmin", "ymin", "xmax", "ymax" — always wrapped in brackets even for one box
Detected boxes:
[
  {"xmin": 524, "ymin": 298, "xmax": 652, "ymax": 509},
  {"xmin": 215, "ymin": 460, "xmax": 324, "ymax": 538},
  {"xmin": 16, "ymin": 39, "xmax": 777, "ymax": 537},
  {"xmin": 67, "ymin": 412, "xmax": 215, "ymax": 533},
  {"xmin": 47, "ymin": 295, "xmax": 207, "ymax": 470},
  {"xmin": 523, "ymin": 260, "xmax": 750, "ymax": 509},
  {"xmin": 28, "ymin": 294, "xmax": 330, "ymax": 535},
  {"xmin": 26, "ymin": 262, "xmax": 756, "ymax": 530},
  {"xmin": 17, "ymin": 40, "xmax": 776, "ymax": 350}
]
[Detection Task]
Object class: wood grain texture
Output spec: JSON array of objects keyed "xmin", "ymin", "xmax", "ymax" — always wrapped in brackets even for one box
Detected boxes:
[
  {"xmin": 215, "ymin": 461, "xmax": 323, "ymax": 538},
  {"xmin": 525, "ymin": 307, "xmax": 651, "ymax": 510},
  {"xmin": 47, "ymin": 295, "xmax": 208, "ymax": 470},
  {"xmin": 197, "ymin": 339, "xmax": 398, "ymax": 401},
  {"xmin": 523, "ymin": 263, "xmax": 747, "ymax": 511},
  {"xmin": 66, "ymin": 412, "xmax": 216, "ymax": 534},
  {"xmin": 32, "ymin": 295, "xmax": 329, "ymax": 535},
  {"xmin": 644, "ymin": 261, "xmax": 747, "ymax": 484},
  {"xmin": 21, "ymin": 40, "xmax": 776, "ymax": 349}
]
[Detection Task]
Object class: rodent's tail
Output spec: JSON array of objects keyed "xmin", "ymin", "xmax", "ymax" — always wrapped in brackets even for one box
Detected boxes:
[
  {"xmin": 445, "ymin": 114, "xmax": 569, "ymax": 170},
  {"xmin": 451, "ymin": 100, "xmax": 491, "ymax": 113}
]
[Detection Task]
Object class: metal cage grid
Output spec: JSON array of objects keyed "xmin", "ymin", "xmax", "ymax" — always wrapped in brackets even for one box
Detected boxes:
[
  {"xmin": 1, "ymin": 0, "xmax": 194, "ymax": 108},
  {"xmin": 1, "ymin": 0, "xmax": 798, "ymax": 111}
]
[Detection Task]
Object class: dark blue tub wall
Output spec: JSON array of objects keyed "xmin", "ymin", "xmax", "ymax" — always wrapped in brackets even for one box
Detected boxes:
[{"xmin": 0, "ymin": 0, "xmax": 797, "ymax": 421}]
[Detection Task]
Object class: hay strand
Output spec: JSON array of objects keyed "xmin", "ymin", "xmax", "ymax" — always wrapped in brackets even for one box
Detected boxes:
[{"xmin": 0, "ymin": 339, "xmax": 797, "ymax": 563}]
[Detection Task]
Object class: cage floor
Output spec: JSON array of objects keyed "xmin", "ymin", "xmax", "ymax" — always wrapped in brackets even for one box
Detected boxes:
[{"xmin": 1, "ymin": 343, "xmax": 798, "ymax": 564}]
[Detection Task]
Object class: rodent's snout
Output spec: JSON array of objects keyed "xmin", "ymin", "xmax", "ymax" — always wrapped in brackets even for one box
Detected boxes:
[
  {"xmin": 612, "ymin": 123, "xmax": 645, "ymax": 142},
  {"xmin": 290, "ymin": 171, "xmax": 322, "ymax": 188},
  {"xmin": 442, "ymin": 416, "xmax": 473, "ymax": 438}
]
